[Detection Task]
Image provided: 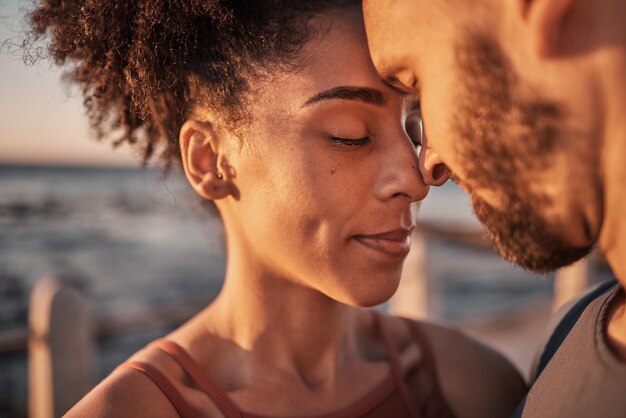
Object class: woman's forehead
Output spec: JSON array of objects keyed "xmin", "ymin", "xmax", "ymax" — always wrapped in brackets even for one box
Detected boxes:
[{"xmin": 263, "ymin": 9, "xmax": 405, "ymax": 106}]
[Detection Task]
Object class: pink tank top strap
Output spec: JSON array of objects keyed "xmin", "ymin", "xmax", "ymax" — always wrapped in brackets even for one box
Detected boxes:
[
  {"xmin": 151, "ymin": 339, "xmax": 244, "ymax": 418},
  {"xmin": 118, "ymin": 360, "xmax": 198, "ymax": 418},
  {"xmin": 402, "ymin": 319, "xmax": 456, "ymax": 418},
  {"xmin": 373, "ymin": 311, "xmax": 422, "ymax": 418}
]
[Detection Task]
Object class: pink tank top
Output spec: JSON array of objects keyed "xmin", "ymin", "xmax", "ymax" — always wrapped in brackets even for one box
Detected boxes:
[{"xmin": 119, "ymin": 312, "xmax": 455, "ymax": 418}]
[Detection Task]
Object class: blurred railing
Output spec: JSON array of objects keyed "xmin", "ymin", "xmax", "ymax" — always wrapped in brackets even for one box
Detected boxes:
[{"xmin": 0, "ymin": 222, "xmax": 601, "ymax": 417}]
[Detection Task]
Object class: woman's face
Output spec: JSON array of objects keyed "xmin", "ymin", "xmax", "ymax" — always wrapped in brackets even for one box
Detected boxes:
[{"xmin": 215, "ymin": 7, "xmax": 428, "ymax": 307}]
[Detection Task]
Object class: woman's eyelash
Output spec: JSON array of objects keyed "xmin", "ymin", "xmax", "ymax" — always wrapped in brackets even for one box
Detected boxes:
[{"xmin": 329, "ymin": 136, "xmax": 370, "ymax": 146}]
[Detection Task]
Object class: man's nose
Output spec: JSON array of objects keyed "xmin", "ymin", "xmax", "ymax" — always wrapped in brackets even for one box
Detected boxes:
[
  {"xmin": 418, "ymin": 143, "xmax": 450, "ymax": 187},
  {"xmin": 409, "ymin": 111, "xmax": 449, "ymax": 187}
]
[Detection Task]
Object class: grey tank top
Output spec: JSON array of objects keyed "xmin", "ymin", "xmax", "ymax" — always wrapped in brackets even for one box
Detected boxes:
[{"xmin": 521, "ymin": 283, "xmax": 626, "ymax": 418}]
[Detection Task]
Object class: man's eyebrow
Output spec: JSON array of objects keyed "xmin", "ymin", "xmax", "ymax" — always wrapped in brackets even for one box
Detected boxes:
[{"xmin": 302, "ymin": 86, "xmax": 387, "ymax": 107}]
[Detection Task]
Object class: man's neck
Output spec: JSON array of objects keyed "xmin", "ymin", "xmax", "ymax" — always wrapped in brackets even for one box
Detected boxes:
[
  {"xmin": 598, "ymin": 46, "xmax": 626, "ymax": 281},
  {"xmin": 598, "ymin": 43, "xmax": 626, "ymax": 361},
  {"xmin": 605, "ymin": 288, "xmax": 626, "ymax": 361}
]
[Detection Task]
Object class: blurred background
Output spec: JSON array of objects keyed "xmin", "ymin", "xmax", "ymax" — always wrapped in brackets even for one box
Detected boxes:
[{"xmin": 0, "ymin": 1, "xmax": 614, "ymax": 417}]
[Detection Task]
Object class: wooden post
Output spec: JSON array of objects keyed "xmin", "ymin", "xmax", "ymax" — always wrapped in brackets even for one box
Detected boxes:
[
  {"xmin": 553, "ymin": 257, "xmax": 590, "ymax": 311},
  {"xmin": 28, "ymin": 277, "xmax": 94, "ymax": 418},
  {"xmin": 388, "ymin": 229, "xmax": 429, "ymax": 319}
]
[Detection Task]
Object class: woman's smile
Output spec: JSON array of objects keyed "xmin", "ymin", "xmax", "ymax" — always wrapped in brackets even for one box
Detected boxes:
[{"xmin": 352, "ymin": 227, "xmax": 413, "ymax": 257}]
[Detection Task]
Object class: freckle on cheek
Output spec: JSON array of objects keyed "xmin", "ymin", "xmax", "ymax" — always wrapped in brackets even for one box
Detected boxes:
[{"xmin": 330, "ymin": 169, "xmax": 336, "ymax": 175}]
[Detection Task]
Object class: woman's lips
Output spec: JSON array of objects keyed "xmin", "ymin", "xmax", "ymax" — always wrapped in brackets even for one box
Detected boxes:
[{"xmin": 353, "ymin": 229, "xmax": 413, "ymax": 257}]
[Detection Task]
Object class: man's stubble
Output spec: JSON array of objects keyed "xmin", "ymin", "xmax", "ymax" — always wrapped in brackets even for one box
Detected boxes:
[{"xmin": 451, "ymin": 31, "xmax": 592, "ymax": 272}]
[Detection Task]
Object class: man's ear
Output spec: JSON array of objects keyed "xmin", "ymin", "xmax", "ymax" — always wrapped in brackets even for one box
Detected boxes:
[
  {"xmin": 519, "ymin": 0, "xmax": 576, "ymax": 57},
  {"xmin": 179, "ymin": 119, "xmax": 231, "ymax": 200}
]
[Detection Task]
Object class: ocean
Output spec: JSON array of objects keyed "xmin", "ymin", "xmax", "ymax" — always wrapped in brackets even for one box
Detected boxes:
[{"xmin": 0, "ymin": 164, "xmax": 597, "ymax": 417}]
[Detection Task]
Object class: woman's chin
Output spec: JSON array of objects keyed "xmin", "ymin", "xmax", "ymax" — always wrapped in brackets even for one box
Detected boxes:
[{"xmin": 331, "ymin": 276, "xmax": 402, "ymax": 308}]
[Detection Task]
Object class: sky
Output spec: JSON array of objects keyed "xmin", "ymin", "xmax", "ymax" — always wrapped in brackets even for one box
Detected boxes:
[{"xmin": 0, "ymin": 0, "xmax": 136, "ymax": 166}]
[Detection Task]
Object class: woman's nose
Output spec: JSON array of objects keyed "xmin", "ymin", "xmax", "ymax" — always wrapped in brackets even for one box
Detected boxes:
[{"xmin": 376, "ymin": 140, "xmax": 429, "ymax": 203}]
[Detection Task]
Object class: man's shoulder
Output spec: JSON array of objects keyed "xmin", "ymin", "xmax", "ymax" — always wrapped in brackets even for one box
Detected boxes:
[
  {"xmin": 512, "ymin": 279, "xmax": 621, "ymax": 418},
  {"xmin": 530, "ymin": 278, "xmax": 619, "ymax": 382}
]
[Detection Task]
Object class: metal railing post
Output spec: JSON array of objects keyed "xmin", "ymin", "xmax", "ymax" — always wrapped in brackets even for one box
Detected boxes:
[
  {"xmin": 388, "ymin": 229, "xmax": 429, "ymax": 319},
  {"xmin": 28, "ymin": 277, "xmax": 94, "ymax": 418},
  {"xmin": 553, "ymin": 257, "xmax": 590, "ymax": 311}
]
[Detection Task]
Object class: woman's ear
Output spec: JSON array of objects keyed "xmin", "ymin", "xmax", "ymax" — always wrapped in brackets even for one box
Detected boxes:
[
  {"xmin": 519, "ymin": 0, "xmax": 576, "ymax": 57},
  {"xmin": 179, "ymin": 120, "xmax": 231, "ymax": 200}
]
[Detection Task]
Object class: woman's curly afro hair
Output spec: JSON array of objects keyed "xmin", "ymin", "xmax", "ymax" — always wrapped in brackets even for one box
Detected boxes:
[{"xmin": 27, "ymin": 0, "xmax": 360, "ymax": 167}]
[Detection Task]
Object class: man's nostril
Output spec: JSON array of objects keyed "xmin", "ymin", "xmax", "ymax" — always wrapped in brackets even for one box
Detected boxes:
[{"xmin": 432, "ymin": 163, "xmax": 448, "ymax": 181}]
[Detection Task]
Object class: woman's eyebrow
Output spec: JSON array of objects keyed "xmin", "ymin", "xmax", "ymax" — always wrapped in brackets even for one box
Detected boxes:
[{"xmin": 302, "ymin": 86, "xmax": 387, "ymax": 107}]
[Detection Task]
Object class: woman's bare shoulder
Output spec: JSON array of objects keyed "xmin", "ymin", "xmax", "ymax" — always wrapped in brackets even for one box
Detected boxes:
[
  {"xmin": 64, "ymin": 365, "xmax": 179, "ymax": 418},
  {"xmin": 65, "ymin": 338, "xmax": 227, "ymax": 418},
  {"xmin": 416, "ymin": 320, "xmax": 527, "ymax": 418}
]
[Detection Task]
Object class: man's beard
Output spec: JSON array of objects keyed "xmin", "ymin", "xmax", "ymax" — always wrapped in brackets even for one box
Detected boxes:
[
  {"xmin": 452, "ymin": 31, "xmax": 592, "ymax": 272},
  {"xmin": 471, "ymin": 195, "xmax": 591, "ymax": 273}
]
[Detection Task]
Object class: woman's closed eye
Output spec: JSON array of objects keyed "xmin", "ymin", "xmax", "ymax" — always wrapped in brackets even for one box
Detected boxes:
[{"xmin": 329, "ymin": 136, "xmax": 371, "ymax": 147}]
